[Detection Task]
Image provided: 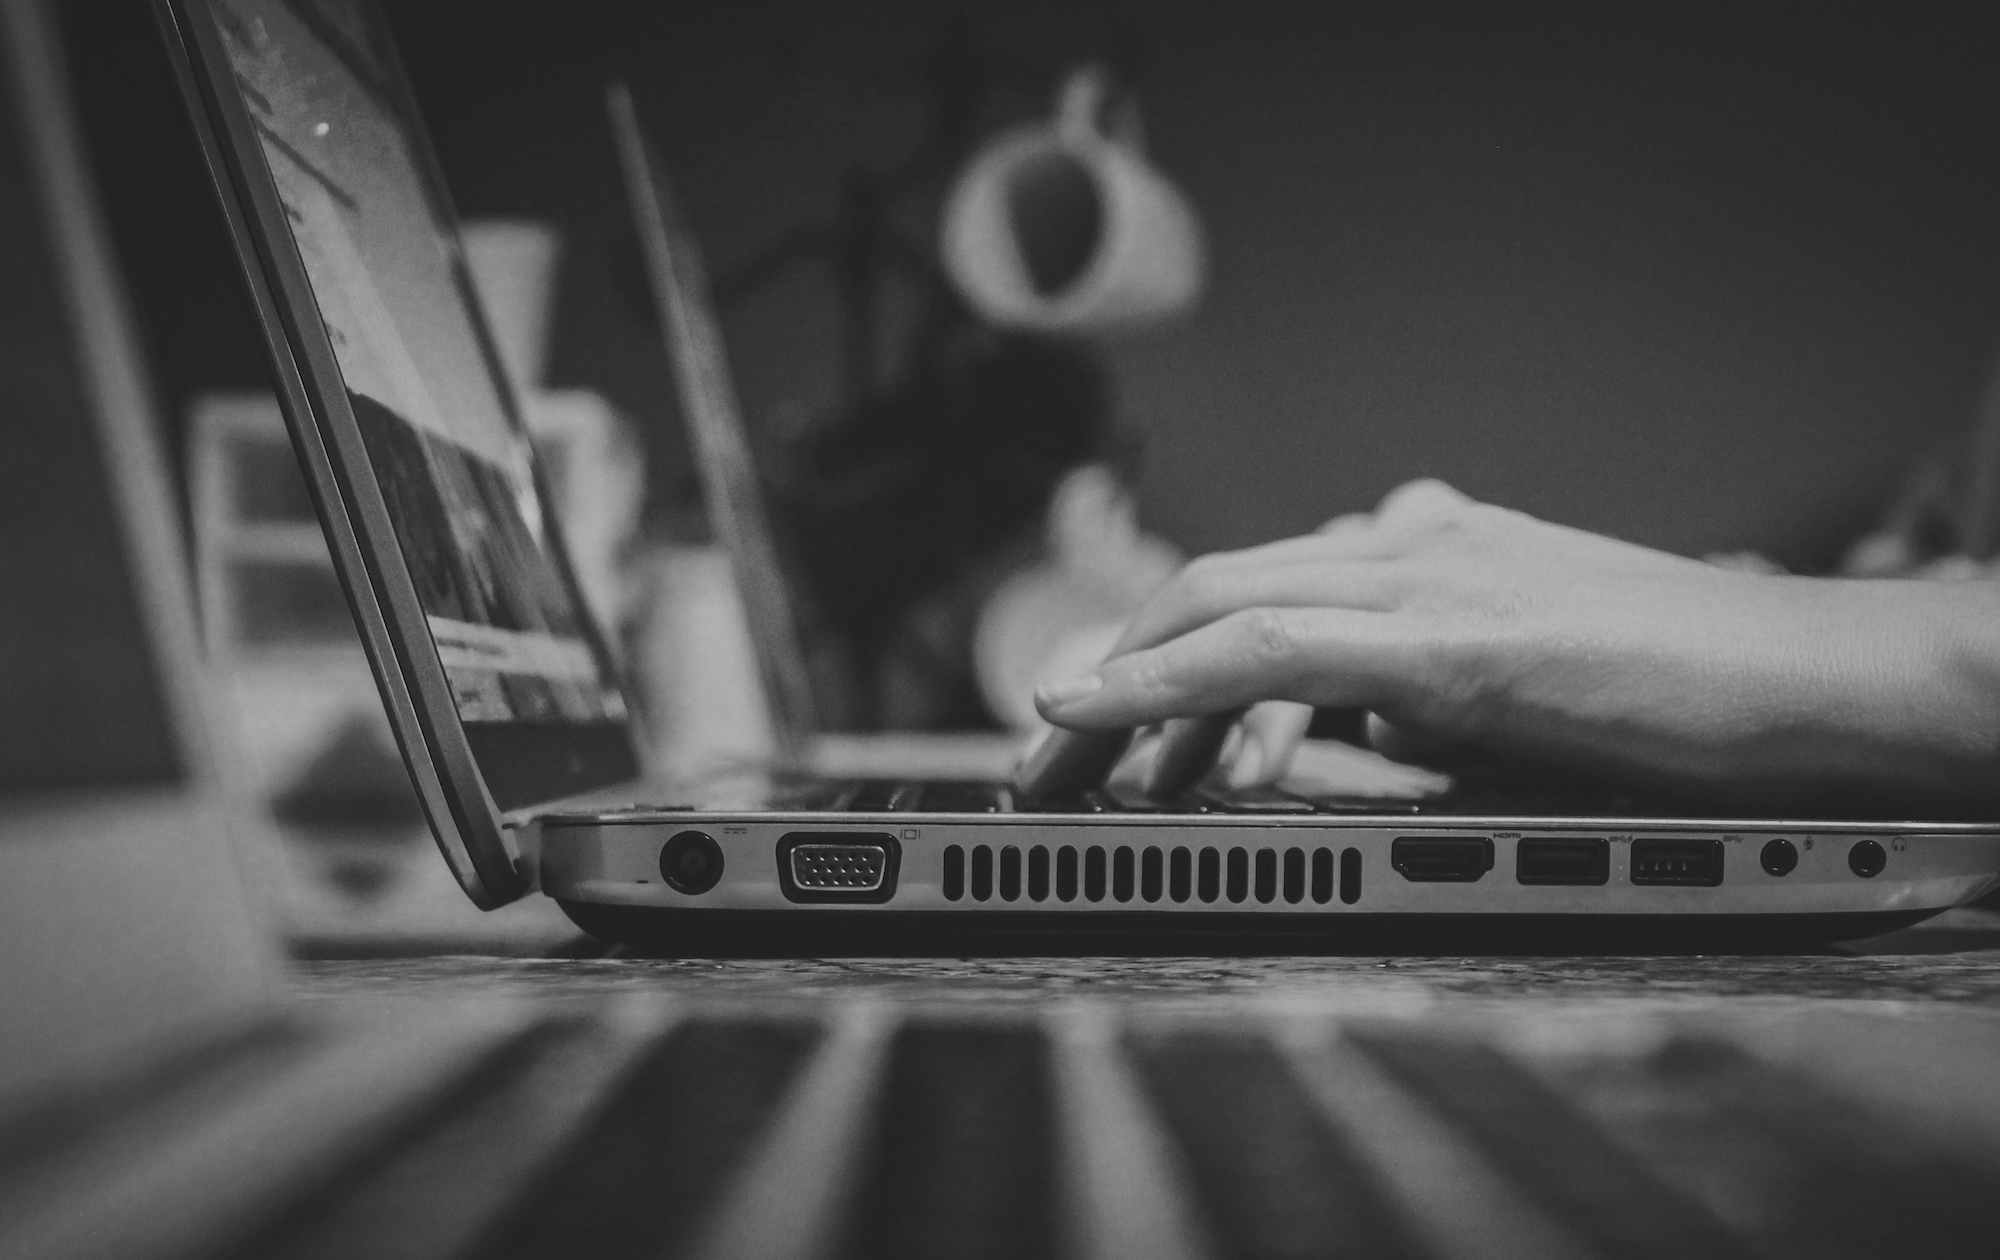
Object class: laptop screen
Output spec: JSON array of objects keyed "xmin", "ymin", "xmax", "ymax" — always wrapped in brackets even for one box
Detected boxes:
[
  {"xmin": 1, "ymin": 0, "xmax": 183, "ymax": 792},
  {"xmin": 212, "ymin": 0, "xmax": 627, "ymax": 734}
]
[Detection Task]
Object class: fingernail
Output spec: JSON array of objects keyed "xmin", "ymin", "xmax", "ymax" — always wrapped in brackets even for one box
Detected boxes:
[
  {"xmin": 1228, "ymin": 739, "xmax": 1265, "ymax": 788},
  {"xmin": 1037, "ymin": 673, "xmax": 1103, "ymax": 709}
]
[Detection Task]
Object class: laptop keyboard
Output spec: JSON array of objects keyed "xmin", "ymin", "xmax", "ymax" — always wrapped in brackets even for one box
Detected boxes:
[
  {"xmin": 807, "ymin": 778, "xmax": 1592, "ymax": 816},
  {"xmin": 794, "ymin": 774, "xmax": 1802, "ymax": 819},
  {"xmin": 720, "ymin": 768, "xmax": 1934, "ymax": 822}
]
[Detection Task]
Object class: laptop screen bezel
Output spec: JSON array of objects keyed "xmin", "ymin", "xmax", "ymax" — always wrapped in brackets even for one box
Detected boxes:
[{"xmin": 151, "ymin": 0, "xmax": 643, "ymax": 908}]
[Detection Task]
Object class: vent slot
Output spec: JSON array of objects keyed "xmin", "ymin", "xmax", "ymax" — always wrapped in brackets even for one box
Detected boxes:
[
  {"xmin": 935, "ymin": 842, "xmax": 1359, "ymax": 908},
  {"xmin": 1085, "ymin": 847, "xmax": 1107, "ymax": 902},
  {"xmin": 1254, "ymin": 849, "xmax": 1278, "ymax": 904},
  {"xmin": 1283, "ymin": 848, "xmax": 1306, "ymax": 904},
  {"xmin": 1311, "ymin": 849, "xmax": 1333, "ymax": 904}
]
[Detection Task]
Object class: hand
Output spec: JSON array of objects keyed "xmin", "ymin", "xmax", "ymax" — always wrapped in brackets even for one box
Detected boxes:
[{"xmin": 1014, "ymin": 479, "xmax": 2000, "ymax": 810}]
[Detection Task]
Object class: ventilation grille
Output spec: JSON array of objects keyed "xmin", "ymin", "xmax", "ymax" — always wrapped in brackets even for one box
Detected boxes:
[{"xmin": 943, "ymin": 843, "xmax": 1363, "ymax": 907}]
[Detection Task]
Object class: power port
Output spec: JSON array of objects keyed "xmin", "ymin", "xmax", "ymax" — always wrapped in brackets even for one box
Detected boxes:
[
  {"xmin": 1392, "ymin": 837, "xmax": 1493, "ymax": 883},
  {"xmin": 1759, "ymin": 838, "xmax": 1798, "ymax": 876},
  {"xmin": 1630, "ymin": 838, "xmax": 1724, "ymax": 887},
  {"xmin": 1516, "ymin": 837, "xmax": 1609, "ymax": 885},
  {"xmin": 1848, "ymin": 839, "xmax": 1887, "ymax": 878},
  {"xmin": 660, "ymin": 830, "xmax": 724, "ymax": 895}
]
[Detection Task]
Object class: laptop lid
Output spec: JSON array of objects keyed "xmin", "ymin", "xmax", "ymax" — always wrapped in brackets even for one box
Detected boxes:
[
  {"xmin": 0, "ymin": 0, "xmax": 274, "ymax": 1108},
  {"xmin": 605, "ymin": 82, "xmax": 820, "ymax": 755},
  {"xmin": 153, "ymin": 0, "xmax": 642, "ymax": 907}
]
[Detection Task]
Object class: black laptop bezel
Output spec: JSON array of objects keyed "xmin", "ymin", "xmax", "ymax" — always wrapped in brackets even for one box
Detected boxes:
[{"xmin": 151, "ymin": 0, "xmax": 642, "ymax": 908}]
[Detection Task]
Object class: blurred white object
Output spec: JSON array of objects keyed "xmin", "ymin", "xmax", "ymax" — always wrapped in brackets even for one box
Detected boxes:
[
  {"xmin": 461, "ymin": 218, "xmax": 645, "ymax": 637},
  {"xmin": 974, "ymin": 463, "xmax": 1183, "ymax": 730},
  {"xmin": 634, "ymin": 544, "xmax": 777, "ymax": 773},
  {"xmin": 461, "ymin": 218, "xmax": 563, "ymax": 395},
  {"xmin": 522, "ymin": 389, "xmax": 645, "ymax": 637},
  {"xmin": 942, "ymin": 65, "xmax": 1205, "ymax": 334}
]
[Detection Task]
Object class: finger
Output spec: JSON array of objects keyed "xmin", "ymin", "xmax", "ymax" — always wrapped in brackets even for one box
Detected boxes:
[
  {"xmin": 1315, "ymin": 511, "xmax": 1375, "ymax": 537},
  {"xmin": 1364, "ymin": 712, "xmax": 1483, "ymax": 767},
  {"xmin": 1374, "ymin": 477, "xmax": 1473, "ymax": 525},
  {"xmin": 1229, "ymin": 700, "xmax": 1315, "ymax": 787},
  {"xmin": 1038, "ymin": 607, "xmax": 1410, "ymax": 730},
  {"xmin": 1013, "ymin": 723, "xmax": 1134, "ymax": 798},
  {"xmin": 1107, "ymin": 726, "xmax": 1166, "ymax": 789},
  {"xmin": 1193, "ymin": 521, "xmax": 1434, "ymax": 571},
  {"xmin": 1110, "ymin": 558, "xmax": 1411, "ymax": 661},
  {"xmin": 1312, "ymin": 478, "xmax": 1475, "ymax": 539},
  {"xmin": 1144, "ymin": 711, "xmax": 1241, "ymax": 797}
]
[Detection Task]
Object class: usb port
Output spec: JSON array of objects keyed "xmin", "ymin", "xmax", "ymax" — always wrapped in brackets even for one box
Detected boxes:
[
  {"xmin": 1516, "ymin": 837, "xmax": 1609, "ymax": 885},
  {"xmin": 1391, "ymin": 837, "xmax": 1493, "ymax": 883},
  {"xmin": 777, "ymin": 832, "xmax": 901, "ymax": 903},
  {"xmin": 1630, "ymin": 838, "xmax": 1724, "ymax": 887}
]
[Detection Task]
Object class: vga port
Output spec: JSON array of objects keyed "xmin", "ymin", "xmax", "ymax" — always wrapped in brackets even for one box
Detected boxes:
[
  {"xmin": 778, "ymin": 833, "xmax": 900, "ymax": 903},
  {"xmin": 793, "ymin": 843, "xmax": 888, "ymax": 890}
]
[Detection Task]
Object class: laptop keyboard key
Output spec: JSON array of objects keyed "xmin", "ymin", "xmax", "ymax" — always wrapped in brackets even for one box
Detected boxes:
[
  {"xmin": 1097, "ymin": 784, "xmax": 1208, "ymax": 814},
  {"xmin": 1197, "ymin": 786, "xmax": 1317, "ymax": 814},
  {"xmin": 844, "ymin": 780, "xmax": 912, "ymax": 812},
  {"xmin": 915, "ymin": 781, "xmax": 1008, "ymax": 813},
  {"xmin": 1301, "ymin": 794, "xmax": 1428, "ymax": 815},
  {"xmin": 1014, "ymin": 793, "xmax": 1106, "ymax": 814},
  {"xmin": 764, "ymin": 780, "xmax": 853, "ymax": 811}
]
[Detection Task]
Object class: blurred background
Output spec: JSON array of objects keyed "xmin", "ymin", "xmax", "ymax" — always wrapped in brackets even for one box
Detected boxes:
[
  {"xmin": 71, "ymin": 0, "xmax": 2000, "ymax": 569},
  {"xmin": 35, "ymin": 0, "xmax": 2000, "ymax": 937}
]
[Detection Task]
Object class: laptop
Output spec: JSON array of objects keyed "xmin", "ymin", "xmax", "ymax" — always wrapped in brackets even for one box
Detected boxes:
[
  {"xmin": 152, "ymin": 0, "xmax": 2000, "ymax": 951},
  {"xmin": 33, "ymin": 11, "xmax": 2000, "ymax": 1256}
]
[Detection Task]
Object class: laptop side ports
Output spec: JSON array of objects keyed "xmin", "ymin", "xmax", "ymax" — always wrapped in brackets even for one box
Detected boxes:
[
  {"xmin": 1516, "ymin": 837, "xmax": 1609, "ymax": 885},
  {"xmin": 1630, "ymin": 838, "xmax": 1724, "ymax": 887},
  {"xmin": 1391, "ymin": 837, "xmax": 1493, "ymax": 882},
  {"xmin": 777, "ymin": 832, "xmax": 901, "ymax": 904}
]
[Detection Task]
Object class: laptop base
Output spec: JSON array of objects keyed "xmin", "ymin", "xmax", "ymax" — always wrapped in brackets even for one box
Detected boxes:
[{"xmin": 557, "ymin": 901, "xmax": 1941, "ymax": 958}]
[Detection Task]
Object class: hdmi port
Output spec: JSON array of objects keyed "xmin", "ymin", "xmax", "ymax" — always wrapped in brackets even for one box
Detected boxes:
[
  {"xmin": 1391, "ymin": 837, "xmax": 1493, "ymax": 883},
  {"xmin": 778, "ymin": 832, "xmax": 901, "ymax": 903}
]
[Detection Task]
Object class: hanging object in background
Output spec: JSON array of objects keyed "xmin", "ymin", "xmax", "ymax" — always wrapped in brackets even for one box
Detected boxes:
[{"xmin": 942, "ymin": 64, "xmax": 1206, "ymax": 334}]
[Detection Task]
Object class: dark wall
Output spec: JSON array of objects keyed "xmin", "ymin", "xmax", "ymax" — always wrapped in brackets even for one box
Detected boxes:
[{"xmin": 72, "ymin": 0, "xmax": 2000, "ymax": 569}]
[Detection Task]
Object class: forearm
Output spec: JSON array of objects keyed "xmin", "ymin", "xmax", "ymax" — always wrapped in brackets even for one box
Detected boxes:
[{"xmin": 1856, "ymin": 581, "xmax": 2000, "ymax": 807}]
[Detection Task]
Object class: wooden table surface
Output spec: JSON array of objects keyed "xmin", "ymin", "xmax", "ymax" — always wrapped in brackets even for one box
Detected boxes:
[
  {"xmin": 16, "ymin": 908, "xmax": 2000, "ymax": 1260},
  {"xmin": 291, "ymin": 904, "xmax": 2000, "ymax": 1008}
]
